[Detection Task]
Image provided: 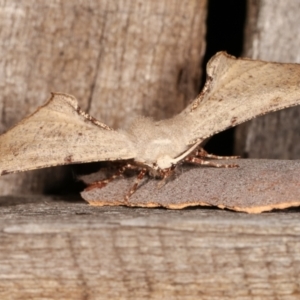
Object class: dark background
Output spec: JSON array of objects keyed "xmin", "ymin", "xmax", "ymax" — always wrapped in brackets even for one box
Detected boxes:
[{"xmin": 202, "ymin": 0, "xmax": 246, "ymax": 155}]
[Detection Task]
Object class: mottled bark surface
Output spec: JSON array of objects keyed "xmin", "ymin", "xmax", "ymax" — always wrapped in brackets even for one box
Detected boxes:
[
  {"xmin": 81, "ymin": 159, "xmax": 300, "ymax": 214},
  {"xmin": 235, "ymin": 0, "xmax": 300, "ymax": 158},
  {"xmin": 0, "ymin": 0, "xmax": 207, "ymax": 195}
]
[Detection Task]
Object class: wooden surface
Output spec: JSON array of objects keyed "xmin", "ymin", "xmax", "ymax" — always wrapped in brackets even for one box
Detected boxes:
[
  {"xmin": 0, "ymin": 0, "xmax": 207, "ymax": 195},
  {"xmin": 1, "ymin": 3, "xmax": 299, "ymax": 298},
  {"xmin": 235, "ymin": 0, "xmax": 300, "ymax": 158},
  {"xmin": 1, "ymin": 196, "xmax": 300, "ymax": 299}
]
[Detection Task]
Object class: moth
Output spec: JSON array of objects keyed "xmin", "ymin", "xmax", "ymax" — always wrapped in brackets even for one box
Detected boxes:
[{"xmin": 1, "ymin": 51, "xmax": 300, "ymax": 202}]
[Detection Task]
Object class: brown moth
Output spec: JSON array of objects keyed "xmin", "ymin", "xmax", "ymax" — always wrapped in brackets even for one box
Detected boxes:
[{"xmin": 1, "ymin": 51, "xmax": 300, "ymax": 201}]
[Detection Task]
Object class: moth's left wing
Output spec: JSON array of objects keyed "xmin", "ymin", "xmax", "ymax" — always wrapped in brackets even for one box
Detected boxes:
[
  {"xmin": 0, "ymin": 93, "xmax": 136, "ymax": 175},
  {"xmin": 181, "ymin": 52, "xmax": 300, "ymax": 145}
]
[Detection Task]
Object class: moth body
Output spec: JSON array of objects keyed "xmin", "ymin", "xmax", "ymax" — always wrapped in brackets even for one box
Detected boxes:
[{"xmin": 125, "ymin": 116, "xmax": 195, "ymax": 169}]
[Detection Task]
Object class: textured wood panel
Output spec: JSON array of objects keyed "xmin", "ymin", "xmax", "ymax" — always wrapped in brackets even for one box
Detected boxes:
[
  {"xmin": 0, "ymin": 196, "xmax": 299, "ymax": 299},
  {"xmin": 0, "ymin": 0, "xmax": 207, "ymax": 195},
  {"xmin": 236, "ymin": 0, "xmax": 300, "ymax": 158}
]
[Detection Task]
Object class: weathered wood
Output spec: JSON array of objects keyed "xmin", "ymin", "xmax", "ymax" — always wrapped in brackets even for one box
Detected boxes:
[
  {"xmin": 0, "ymin": 196, "xmax": 300, "ymax": 299},
  {"xmin": 0, "ymin": 0, "xmax": 207, "ymax": 195},
  {"xmin": 235, "ymin": 0, "xmax": 300, "ymax": 158}
]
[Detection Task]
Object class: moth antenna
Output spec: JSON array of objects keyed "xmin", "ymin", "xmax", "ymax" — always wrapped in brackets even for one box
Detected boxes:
[
  {"xmin": 195, "ymin": 148, "xmax": 240, "ymax": 160},
  {"xmin": 185, "ymin": 156, "xmax": 239, "ymax": 168}
]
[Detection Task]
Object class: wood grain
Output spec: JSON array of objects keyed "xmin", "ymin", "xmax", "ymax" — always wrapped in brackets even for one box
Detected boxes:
[
  {"xmin": 0, "ymin": 196, "xmax": 300, "ymax": 299},
  {"xmin": 0, "ymin": 0, "xmax": 207, "ymax": 195},
  {"xmin": 236, "ymin": 0, "xmax": 300, "ymax": 158}
]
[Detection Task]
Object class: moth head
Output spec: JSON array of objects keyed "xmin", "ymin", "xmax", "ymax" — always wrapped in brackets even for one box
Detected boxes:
[{"xmin": 156, "ymin": 155, "xmax": 175, "ymax": 169}]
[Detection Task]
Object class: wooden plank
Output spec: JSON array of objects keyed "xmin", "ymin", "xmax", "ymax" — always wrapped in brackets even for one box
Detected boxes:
[
  {"xmin": 235, "ymin": 0, "xmax": 300, "ymax": 158},
  {"xmin": 0, "ymin": 196, "xmax": 300, "ymax": 299}
]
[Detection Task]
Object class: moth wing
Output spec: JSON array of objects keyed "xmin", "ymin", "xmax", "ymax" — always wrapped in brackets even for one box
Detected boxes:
[
  {"xmin": 0, "ymin": 93, "xmax": 136, "ymax": 175},
  {"xmin": 182, "ymin": 52, "xmax": 300, "ymax": 145}
]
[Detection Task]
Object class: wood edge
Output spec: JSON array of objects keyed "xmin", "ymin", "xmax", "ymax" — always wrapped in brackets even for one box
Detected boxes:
[
  {"xmin": 85, "ymin": 199, "xmax": 300, "ymax": 214},
  {"xmin": 86, "ymin": 200, "xmax": 212, "ymax": 209},
  {"xmin": 228, "ymin": 201, "xmax": 300, "ymax": 214}
]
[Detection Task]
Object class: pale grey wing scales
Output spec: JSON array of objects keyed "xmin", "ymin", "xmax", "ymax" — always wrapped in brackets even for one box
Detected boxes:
[
  {"xmin": 0, "ymin": 93, "xmax": 136, "ymax": 175},
  {"xmin": 181, "ymin": 52, "xmax": 300, "ymax": 145}
]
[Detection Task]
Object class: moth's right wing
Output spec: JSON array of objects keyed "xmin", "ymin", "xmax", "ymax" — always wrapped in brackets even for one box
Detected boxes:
[
  {"xmin": 0, "ymin": 93, "xmax": 136, "ymax": 175},
  {"xmin": 180, "ymin": 52, "xmax": 300, "ymax": 145}
]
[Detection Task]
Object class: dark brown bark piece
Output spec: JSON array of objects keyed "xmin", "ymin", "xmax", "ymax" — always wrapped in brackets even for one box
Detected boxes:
[{"xmin": 81, "ymin": 159, "xmax": 300, "ymax": 213}]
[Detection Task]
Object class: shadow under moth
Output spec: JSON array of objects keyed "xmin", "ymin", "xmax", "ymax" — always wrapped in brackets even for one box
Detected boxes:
[{"xmin": 1, "ymin": 52, "xmax": 300, "ymax": 204}]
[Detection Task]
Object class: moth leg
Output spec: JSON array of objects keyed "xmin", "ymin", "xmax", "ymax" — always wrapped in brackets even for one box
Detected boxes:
[
  {"xmin": 195, "ymin": 148, "xmax": 240, "ymax": 160},
  {"xmin": 124, "ymin": 168, "xmax": 148, "ymax": 203},
  {"xmin": 157, "ymin": 164, "xmax": 176, "ymax": 189},
  {"xmin": 85, "ymin": 163, "xmax": 134, "ymax": 191},
  {"xmin": 185, "ymin": 156, "xmax": 239, "ymax": 168}
]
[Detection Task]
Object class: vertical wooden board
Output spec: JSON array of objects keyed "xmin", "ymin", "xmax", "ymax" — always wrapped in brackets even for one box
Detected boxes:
[
  {"xmin": 0, "ymin": 0, "xmax": 207, "ymax": 195},
  {"xmin": 235, "ymin": 0, "xmax": 300, "ymax": 158},
  {"xmin": 88, "ymin": 0, "xmax": 207, "ymax": 127}
]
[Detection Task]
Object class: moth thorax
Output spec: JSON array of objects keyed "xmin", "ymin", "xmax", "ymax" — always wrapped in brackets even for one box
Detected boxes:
[{"xmin": 156, "ymin": 155, "xmax": 175, "ymax": 170}]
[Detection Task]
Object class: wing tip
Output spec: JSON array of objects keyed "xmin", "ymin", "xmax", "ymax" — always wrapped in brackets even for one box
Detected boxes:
[
  {"xmin": 49, "ymin": 92, "xmax": 79, "ymax": 109},
  {"xmin": 206, "ymin": 51, "xmax": 237, "ymax": 73}
]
